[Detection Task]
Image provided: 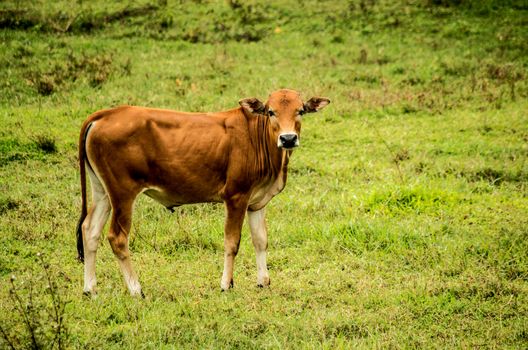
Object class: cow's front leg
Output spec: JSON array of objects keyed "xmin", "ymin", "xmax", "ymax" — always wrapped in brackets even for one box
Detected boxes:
[
  {"xmin": 247, "ymin": 208, "xmax": 270, "ymax": 287},
  {"xmin": 221, "ymin": 198, "xmax": 248, "ymax": 291}
]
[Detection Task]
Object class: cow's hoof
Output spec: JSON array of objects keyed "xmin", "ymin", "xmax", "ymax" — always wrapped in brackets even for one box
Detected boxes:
[
  {"xmin": 82, "ymin": 290, "xmax": 97, "ymax": 299},
  {"xmin": 257, "ymin": 276, "xmax": 270, "ymax": 288},
  {"xmin": 221, "ymin": 279, "xmax": 234, "ymax": 291}
]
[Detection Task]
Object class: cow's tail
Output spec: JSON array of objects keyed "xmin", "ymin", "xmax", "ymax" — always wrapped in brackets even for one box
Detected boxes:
[{"xmin": 76, "ymin": 120, "xmax": 92, "ymax": 263}]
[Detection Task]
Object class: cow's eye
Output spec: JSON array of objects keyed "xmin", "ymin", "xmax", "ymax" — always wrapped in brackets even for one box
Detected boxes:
[{"xmin": 268, "ymin": 110, "xmax": 275, "ymax": 117}]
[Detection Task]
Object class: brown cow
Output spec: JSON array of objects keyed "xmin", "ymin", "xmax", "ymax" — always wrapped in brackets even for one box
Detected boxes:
[{"xmin": 76, "ymin": 89, "xmax": 330, "ymax": 296}]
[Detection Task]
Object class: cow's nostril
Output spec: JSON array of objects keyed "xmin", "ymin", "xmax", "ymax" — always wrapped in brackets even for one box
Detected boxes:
[
  {"xmin": 280, "ymin": 134, "xmax": 297, "ymax": 143},
  {"xmin": 279, "ymin": 133, "xmax": 298, "ymax": 148}
]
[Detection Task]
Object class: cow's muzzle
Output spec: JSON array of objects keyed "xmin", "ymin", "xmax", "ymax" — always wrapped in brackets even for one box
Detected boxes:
[{"xmin": 278, "ymin": 133, "xmax": 299, "ymax": 149}]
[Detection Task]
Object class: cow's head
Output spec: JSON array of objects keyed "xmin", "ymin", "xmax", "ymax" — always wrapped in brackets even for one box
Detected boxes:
[{"xmin": 239, "ymin": 89, "xmax": 330, "ymax": 149}]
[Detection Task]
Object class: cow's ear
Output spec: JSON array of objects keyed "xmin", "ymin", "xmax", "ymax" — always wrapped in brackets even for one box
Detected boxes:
[
  {"xmin": 304, "ymin": 97, "xmax": 331, "ymax": 113},
  {"xmin": 239, "ymin": 98, "xmax": 265, "ymax": 114}
]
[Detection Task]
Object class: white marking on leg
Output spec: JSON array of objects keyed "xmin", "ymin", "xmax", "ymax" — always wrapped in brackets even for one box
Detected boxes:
[
  {"xmin": 117, "ymin": 258, "xmax": 142, "ymax": 296},
  {"xmin": 221, "ymin": 256, "xmax": 233, "ymax": 291},
  {"xmin": 248, "ymin": 208, "xmax": 270, "ymax": 287},
  {"xmin": 83, "ymin": 168, "xmax": 110, "ymax": 295}
]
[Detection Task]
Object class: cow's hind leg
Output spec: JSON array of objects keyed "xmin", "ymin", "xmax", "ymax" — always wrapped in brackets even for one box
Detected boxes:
[
  {"xmin": 82, "ymin": 169, "xmax": 111, "ymax": 296},
  {"xmin": 221, "ymin": 198, "xmax": 248, "ymax": 291},
  {"xmin": 108, "ymin": 197, "xmax": 143, "ymax": 297},
  {"xmin": 248, "ymin": 208, "xmax": 270, "ymax": 287}
]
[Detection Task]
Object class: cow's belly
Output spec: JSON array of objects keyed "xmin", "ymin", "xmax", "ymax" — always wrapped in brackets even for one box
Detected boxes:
[
  {"xmin": 143, "ymin": 185, "xmax": 223, "ymax": 209},
  {"xmin": 138, "ymin": 150, "xmax": 228, "ymax": 208}
]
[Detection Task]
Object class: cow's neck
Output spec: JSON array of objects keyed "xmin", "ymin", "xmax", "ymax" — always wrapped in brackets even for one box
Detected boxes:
[{"xmin": 249, "ymin": 112, "xmax": 290, "ymax": 184}]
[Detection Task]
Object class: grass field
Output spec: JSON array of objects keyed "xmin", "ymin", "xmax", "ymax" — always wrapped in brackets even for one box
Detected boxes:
[{"xmin": 1, "ymin": 0, "xmax": 527, "ymax": 348}]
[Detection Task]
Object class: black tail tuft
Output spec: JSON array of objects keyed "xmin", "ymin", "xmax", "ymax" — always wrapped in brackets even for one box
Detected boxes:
[{"xmin": 76, "ymin": 215, "xmax": 85, "ymax": 263}]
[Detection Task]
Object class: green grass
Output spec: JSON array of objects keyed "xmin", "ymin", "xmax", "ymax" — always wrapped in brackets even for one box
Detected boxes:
[{"xmin": 1, "ymin": 0, "xmax": 527, "ymax": 348}]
